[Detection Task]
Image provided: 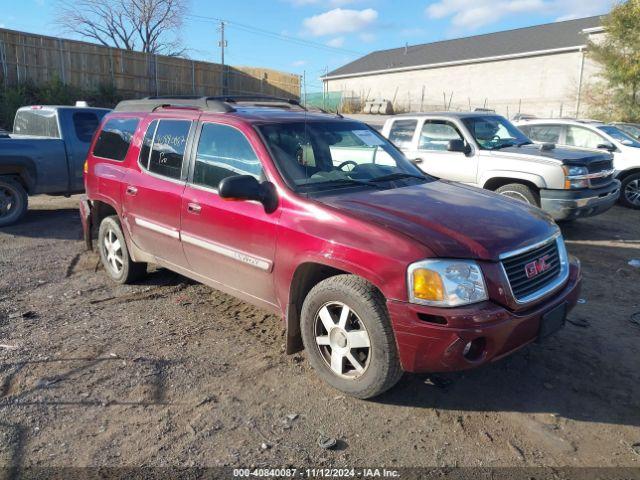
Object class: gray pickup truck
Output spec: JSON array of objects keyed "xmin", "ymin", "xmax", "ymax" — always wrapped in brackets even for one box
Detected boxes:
[{"xmin": 0, "ymin": 105, "xmax": 110, "ymax": 226}]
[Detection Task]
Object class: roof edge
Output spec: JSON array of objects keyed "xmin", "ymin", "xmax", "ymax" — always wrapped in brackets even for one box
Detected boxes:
[{"xmin": 323, "ymin": 45, "xmax": 586, "ymax": 81}]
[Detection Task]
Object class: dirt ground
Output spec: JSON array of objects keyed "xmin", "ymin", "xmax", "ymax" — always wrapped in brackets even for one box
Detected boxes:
[{"xmin": 0, "ymin": 195, "xmax": 639, "ymax": 471}]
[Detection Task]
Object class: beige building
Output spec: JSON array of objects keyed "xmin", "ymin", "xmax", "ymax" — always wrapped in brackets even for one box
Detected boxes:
[{"xmin": 323, "ymin": 17, "xmax": 605, "ymax": 118}]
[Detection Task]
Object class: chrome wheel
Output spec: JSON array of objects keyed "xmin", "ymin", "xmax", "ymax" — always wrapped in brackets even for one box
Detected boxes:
[
  {"xmin": 103, "ymin": 229, "xmax": 123, "ymax": 274},
  {"xmin": 624, "ymin": 178, "xmax": 640, "ymax": 206},
  {"xmin": 314, "ymin": 301, "xmax": 371, "ymax": 379}
]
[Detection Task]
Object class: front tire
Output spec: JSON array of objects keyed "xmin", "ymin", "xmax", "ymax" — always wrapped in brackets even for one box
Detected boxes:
[
  {"xmin": 0, "ymin": 177, "xmax": 28, "ymax": 227},
  {"xmin": 98, "ymin": 216, "xmax": 147, "ymax": 284},
  {"xmin": 620, "ymin": 173, "xmax": 640, "ymax": 209},
  {"xmin": 495, "ymin": 183, "xmax": 539, "ymax": 206},
  {"xmin": 300, "ymin": 275, "xmax": 402, "ymax": 399}
]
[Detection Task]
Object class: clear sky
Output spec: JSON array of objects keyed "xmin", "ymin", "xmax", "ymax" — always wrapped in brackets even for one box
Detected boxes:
[{"xmin": 1, "ymin": 0, "xmax": 614, "ymax": 93}]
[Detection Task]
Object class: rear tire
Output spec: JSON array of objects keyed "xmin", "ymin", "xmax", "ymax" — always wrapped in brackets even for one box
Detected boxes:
[
  {"xmin": 98, "ymin": 215, "xmax": 147, "ymax": 284},
  {"xmin": 619, "ymin": 173, "xmax": 640, "ymax": 209},
  {"xmin": 495, "ymin": 183, "xmax": 539, "ymax": 206},
  {"xmin": 300, "ymin": 275, "xmax": 402, "ymax": 399},
  {"xmin": 0, "ymin": 177, "xmax": 28, "ymax": 227}
]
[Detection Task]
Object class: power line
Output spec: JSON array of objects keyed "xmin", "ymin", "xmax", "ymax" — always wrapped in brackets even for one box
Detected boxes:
[{"xmin": 185, "ymin": 14, "xmax": 364, "ymax": 57}]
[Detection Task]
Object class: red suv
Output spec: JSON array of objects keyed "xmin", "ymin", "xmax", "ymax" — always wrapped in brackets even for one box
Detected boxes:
[{"xmin": 81, "ymin": 96, "xmax": 582, "ymax": 398}]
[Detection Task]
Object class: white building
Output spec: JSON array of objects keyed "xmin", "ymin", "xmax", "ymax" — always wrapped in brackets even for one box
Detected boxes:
[{"xmin": 323, "ymin": 16, "xmax": 606, "ymax": 118}]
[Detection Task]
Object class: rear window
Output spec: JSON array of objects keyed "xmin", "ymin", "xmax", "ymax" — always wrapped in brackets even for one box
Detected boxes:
[
  {"xmin": 13, "ymin": 109, "xmax": 60, "ymax": 138},
  {"xmin": 73, "ymin": 112, "xmax": 100, "ymax": 143},
  {"xmin": 93, "ymin": 118, "xmax": 140, "ymax": 161}
]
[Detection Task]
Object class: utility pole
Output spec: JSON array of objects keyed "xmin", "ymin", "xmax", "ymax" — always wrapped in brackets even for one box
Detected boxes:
[{"xmin": 218, "ymin": 21, "xmax": 228, "ymax": 95}]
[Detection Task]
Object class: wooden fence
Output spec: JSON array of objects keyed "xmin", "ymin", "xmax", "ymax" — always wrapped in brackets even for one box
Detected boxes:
[{"xmin": 0, "ymin": 28, "xmax": 301, "ymax": 99}]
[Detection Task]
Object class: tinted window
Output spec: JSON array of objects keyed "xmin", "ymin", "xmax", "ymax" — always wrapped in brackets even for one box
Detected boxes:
[
  {"xmin": 419, "ymin": 121, "xmax": 463, "ymax": 151},
  {"xmin": 148, "ymin": 120, "xmax": 191, "ymax": 179},
  {"xmin": 139, "ymin": 120, "xmax": 158, "ymax": 169},
  {"xmin": 13, "ymin": 109, "xmax": 60, "ymax": 138},
  {"xmin": 73, "ymin": 112, "xmax": 100, "ymax": 143},
  {"xmin": 565, "ymin": 126, "xmax": 605, "ymax": 149},
  {"xmin": 525, "ymin": 125, "xmax": 562, "ymax": 144},
  {"xmin": 193, "ymin": 123, "xmax": 262, "ymax": 189},
  {"xmin": 388, "ymin": 120, "xmax": 417, "ymax": 148},
  {"xmin": 93, "ymin": 118, "xmax": 140, "ymax": 161}
]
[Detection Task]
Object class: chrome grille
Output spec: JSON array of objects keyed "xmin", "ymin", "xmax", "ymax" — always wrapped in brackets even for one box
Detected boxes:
[
  {"xmin": 501, "ymin": 237, "xmax": 563, "ymax": 302},
  {"xmin": 588, "ymin": 160, "xmax": 614, "ymax": 188}
]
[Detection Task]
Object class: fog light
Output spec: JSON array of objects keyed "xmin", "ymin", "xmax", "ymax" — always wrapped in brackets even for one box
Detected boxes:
[{"xmin": 462, "ymin": 337, "xmax": 486, "ymax": 361}]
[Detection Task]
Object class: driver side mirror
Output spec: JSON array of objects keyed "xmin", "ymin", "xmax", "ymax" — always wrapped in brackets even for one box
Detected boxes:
[
  {"xmin": 447, "ymin": 139, "xmax": 471, "ymax": 154},
  {"xmin": 597, "ymin": 142, "xmax": 616, "ymax": 152},
  {"xmin": 218, "ymin": 175, "xmax": 278, "ymax": 213}
]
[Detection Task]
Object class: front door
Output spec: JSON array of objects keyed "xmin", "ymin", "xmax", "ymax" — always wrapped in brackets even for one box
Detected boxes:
[
  {"xmin": 180, "ymin": 121, "xmax": 280, "ymax": 307},
  {"xmin": 417, "ymin": 120, "xmax": 477, "ymax": 183},
  {"xmin": 122, "ymin": 118, "xmax": 193, "ymax": 267}
]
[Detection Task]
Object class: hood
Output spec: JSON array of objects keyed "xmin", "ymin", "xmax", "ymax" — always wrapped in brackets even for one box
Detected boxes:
[
  {"xmin": 317, "ymin": 180, "xmax": 558, "ymax": 261},
  {"xmin": 490, "ymin": 144, "xmax": 613, "ymax": 167}
]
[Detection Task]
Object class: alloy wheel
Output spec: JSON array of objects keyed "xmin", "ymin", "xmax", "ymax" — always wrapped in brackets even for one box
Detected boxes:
[
  {"xmin": 103, "ymin": 229, "xmax": 124, "ymax": 274},
  {"xmin": 500, "ymin": 190, "xmax": 531, "ymax": 204},
  {"xmin": 625, "ymin": 178, "xmax": 640, "ymax": 206},
  {"xmin": 314, "ymin": 301, "xmax": 371, "ymax": 379}
]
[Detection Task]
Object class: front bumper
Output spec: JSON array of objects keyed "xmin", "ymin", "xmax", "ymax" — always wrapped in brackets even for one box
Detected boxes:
[
  {"xmin": 540, "ymin": 180, "xmax": 620, "ymax": 220},
  {"xmin": 387, "ymin": 258, "xmax": 581, "ymax": 373}
]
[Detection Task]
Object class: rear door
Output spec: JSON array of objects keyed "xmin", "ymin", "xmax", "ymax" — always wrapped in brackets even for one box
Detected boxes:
[
  {"xmin": 180, "ymin": 120, "xmax": 280, "ymax": 308},
  {"xmin": 418, "ymin": 119, "xmax": 477, "ymax": 183},
  {"xmin": 122, "ymin": 116, "xmax": 194, "ymax": 268},
  {"xmin": 386, "ymin": 119, "xmax": 419, "ymax": 159}
]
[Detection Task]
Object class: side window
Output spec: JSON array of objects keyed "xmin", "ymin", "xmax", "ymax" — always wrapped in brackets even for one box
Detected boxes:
[
  {"xmin": 138, "ymin": 120, "xmax": 158, "ymax": 169},
  {"xmin": 419, "ymin": 121, "xmax": 463, "ymax": 151},
  {"xmin": 526, "ymin": 125, "xmax": 562, "ymax": 144},
  {"xmin": 388, "ymin": 120, "xmax": 417, "ymax": 148},
  {"xmin": 93, "ymin": 118, "xmax": 140, "ymax": 161},
  {"xmin": 566, "ymin": 126, "xmax": 604, "ymax": 149},
  {"xmin": 72, "ymin": 112, "xmax": 100, "ymax": 143},
  {"xmin": 193, "ymin": 123, "xmax": 262, "ymax": 189},
  {"xmin": 147, "ymin": 120, "xmax": 191, "ymax": 180}
]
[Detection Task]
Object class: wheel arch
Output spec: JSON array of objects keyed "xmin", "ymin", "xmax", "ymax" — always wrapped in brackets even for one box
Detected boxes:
[
  {"xmin": 616, "ymin": 168, "xmax": 640, "ymax": 181},
  {"xmin": 0, "ymin": 163, "xmax": 37, "ymax": 194},
  {"xmin": 285, "ymin": 261, "xmax": 386, "ymax": 354},
  {"xmin": 483, "ymin": 175, "xmax": 543, "ymax": 192}
]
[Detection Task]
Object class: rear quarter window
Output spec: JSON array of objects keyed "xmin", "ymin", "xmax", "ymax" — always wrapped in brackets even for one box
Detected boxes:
[{"xmin": 92, "ymin": 118, "xmax": 140, "ymax": 161}]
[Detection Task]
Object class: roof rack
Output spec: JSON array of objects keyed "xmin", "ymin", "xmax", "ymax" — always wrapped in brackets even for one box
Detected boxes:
[{"xmin": 113, "ymin": 95, "xmax": 305, "ymax": 113}]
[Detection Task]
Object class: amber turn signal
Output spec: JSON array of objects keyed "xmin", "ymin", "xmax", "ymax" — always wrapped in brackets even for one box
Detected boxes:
[{"xmin": 412, "ymin": 268, "xmax": 445, "ymax": 302}]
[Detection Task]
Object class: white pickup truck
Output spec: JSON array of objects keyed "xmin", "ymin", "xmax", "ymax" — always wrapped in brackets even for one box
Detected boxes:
[{"xmin": 381, "ymin": 112, "xmax": 620, "ymax": 221}]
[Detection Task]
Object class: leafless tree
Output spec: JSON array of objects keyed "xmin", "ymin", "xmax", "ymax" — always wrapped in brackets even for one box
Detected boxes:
[{"xmin": 55, "ymin": 0, "xmax": 188, "ymax": 56}]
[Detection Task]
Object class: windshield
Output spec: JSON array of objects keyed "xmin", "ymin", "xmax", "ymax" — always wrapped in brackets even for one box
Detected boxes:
[
  {"xmin": 597, "ymin": 125, "xmax": 640, "ymax": 148},
  {"xmin": 461, "ymin": 115, "xmax": 531, "ymax": 150},
  {"xmin": 615, "ymin": 124, "xmax": 640, "ymax": 140},
  {"xmin": 257, "ymin": 121, "xmax": 426, "ymax": 192}
]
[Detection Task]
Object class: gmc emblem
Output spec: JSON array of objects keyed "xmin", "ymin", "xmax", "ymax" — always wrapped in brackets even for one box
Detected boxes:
[{"xmin": 525, "ymin": 255, "xmax": 551, "ymax": 279}]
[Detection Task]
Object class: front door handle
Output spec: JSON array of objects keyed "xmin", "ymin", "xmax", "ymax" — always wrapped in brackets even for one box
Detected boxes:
[
  {"xmin": 126, "ymin": 185, "xmax": 138, "ymax": 196},
  {"xmin": 187, "ymin": 202, "xmax": 202, "ymax": 214}
]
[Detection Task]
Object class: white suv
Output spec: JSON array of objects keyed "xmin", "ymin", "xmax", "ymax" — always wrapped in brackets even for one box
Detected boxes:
[
  {"xmin": 381, "ymin": 112, "xmax": 620, "ymax": 221},
  {"xmin": 516, "ymin": 119, "xmax": 640, "ymax": 209}
]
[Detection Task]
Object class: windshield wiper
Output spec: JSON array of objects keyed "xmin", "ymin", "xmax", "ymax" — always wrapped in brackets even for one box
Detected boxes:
[
  {"xmin": 300, "ymin": 178, "xmax": 385, "ymax": 190},
  {"xmin": 516, "ymin": 141, "xmax": 534, "ymax": 147},
  {"xmin": 491, "ymin": 142, "xmax": 516, "ymax": 150},
  {"xmin": 369, "ymin": 172, "xmax": 425, "ymax": 183}
]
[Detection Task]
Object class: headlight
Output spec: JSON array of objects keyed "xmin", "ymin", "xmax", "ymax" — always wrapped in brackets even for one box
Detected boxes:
[
  {"xmin": 563, "ymin": 165, "xmax": 589, "ymax": 189},
  {"xmin": 408, "ymin": 259, "xmax": 488, "ymax": 307}
]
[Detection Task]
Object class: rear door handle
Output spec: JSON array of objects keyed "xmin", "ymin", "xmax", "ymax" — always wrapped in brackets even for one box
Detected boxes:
[
  {"xmin": 187, "ymin": 202, "xmax": 202, "ymax": 214},
  {"xmin": 126, "ymin": 186, "xmax": 138, "ymax": 195}
]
